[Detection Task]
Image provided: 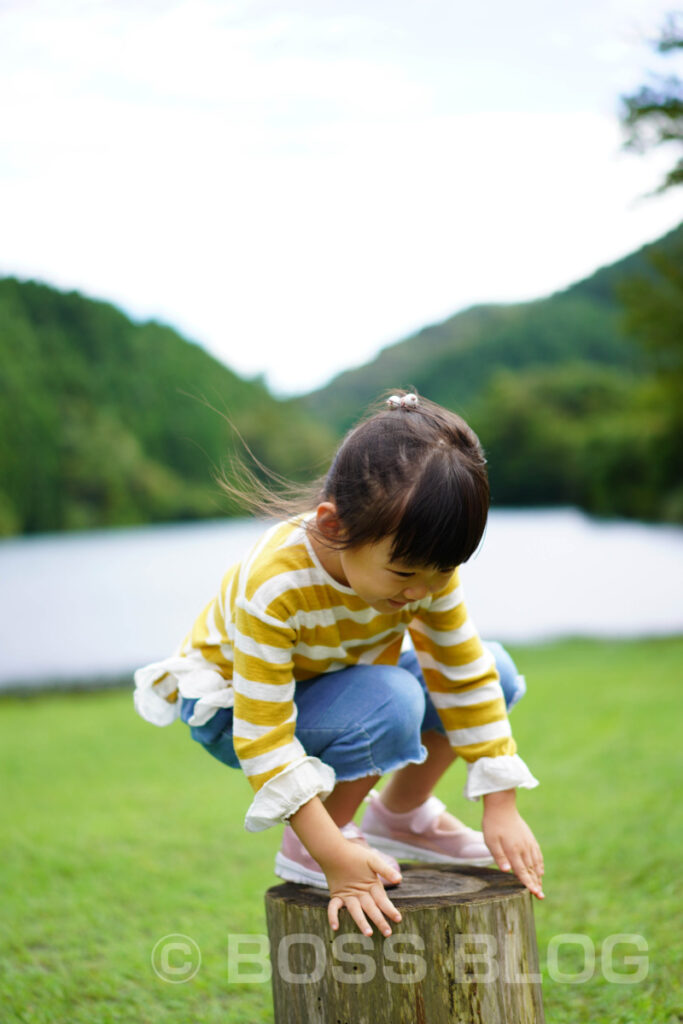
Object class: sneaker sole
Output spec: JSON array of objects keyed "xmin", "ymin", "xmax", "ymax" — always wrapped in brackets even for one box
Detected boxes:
[
  {"xmin": 274, "ymin": 852, "xmax": 328, "ymax": 889},
  {"xmin": 363, "ymin": 832, "xmax": 495, "ymax": 867}
]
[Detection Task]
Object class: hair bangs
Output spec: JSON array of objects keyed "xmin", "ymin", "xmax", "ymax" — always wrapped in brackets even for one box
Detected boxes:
[
  {"xmin": 317, "ymin": 390, "xmax": 490, "ymax": 568},
  {"xmin": 389, "ymin": 451, "xmax": 489, "ymax": 569}
]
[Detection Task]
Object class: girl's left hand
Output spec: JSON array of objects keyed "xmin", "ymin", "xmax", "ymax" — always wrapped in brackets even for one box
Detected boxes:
[{"xmin": 482, "ymin": 789, "xmax": 545, "ymax": 899}]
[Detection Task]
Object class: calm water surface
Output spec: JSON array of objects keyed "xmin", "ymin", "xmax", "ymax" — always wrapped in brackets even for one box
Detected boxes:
[{"xmin": 0, "ymin": 509, "xmax": 681, "ymax": 687}]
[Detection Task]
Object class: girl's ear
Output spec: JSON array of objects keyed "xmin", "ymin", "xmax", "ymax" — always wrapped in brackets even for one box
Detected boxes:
[{"xmin": 315, "ymin": 501, "xmax": 346, "ymax": 542}]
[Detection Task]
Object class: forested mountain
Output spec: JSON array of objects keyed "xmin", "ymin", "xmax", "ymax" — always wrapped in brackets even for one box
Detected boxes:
[
  {"xmin": 302, "ymin": 223, "xmax": 683, "ymax": 521},
  {"xmin": 302, "ymin": 224, "xmax": 681, "ymax": 434},
  {"xmin": 1, "ymin": 222, "xmax": 680, "ymax": 536},
  {"xmin": 0, "ymin": 279, "xmax": 335, "ymax": 535}
]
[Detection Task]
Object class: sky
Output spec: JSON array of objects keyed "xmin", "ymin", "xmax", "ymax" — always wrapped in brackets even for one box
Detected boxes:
[{"xmin": 1, "ymin": 0, "xmax": 681, "ymax": 395}]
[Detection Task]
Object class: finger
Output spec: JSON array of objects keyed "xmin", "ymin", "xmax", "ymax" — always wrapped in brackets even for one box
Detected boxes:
[
  {"xmin": 359, "ymin": 893, "xmax": 394, "ymax": 938},
  {"xmin": 526, "ymin": 868, "xmax": 544, "ymax": 894},
  {"xmin": 511, "ymin": 857, "xmax": 545, "ymax": 899},
  {"xmin": 520, "ymin": 840, "xmax": 545, "ymax": 890},
  {"xmin": 328, "ymin": 896, "xmax": 343, "ymax": 932},
  {"xmin": 519, "ymin": 868, "xmax": 544, "ymax": 898},
  {"xmin": 372, "ymin": 886, "xmax": 403, "ymax": 924},
  {"xmin": 344, "ymin": 896, "xmax": 374, "ymax": 938},
  {"xmin": 487, "ymin": 838, "xmax": 511, "ymax": 872},
  {"xmin": 533, "ymin": 843, "xmax": 545, "ymax": 877},
  {"xmin": 524, "ymin": 831, "xmax": 544, "ymax": 878},
  {"xmin": 368, "ymin": 852, "xmax": 402, "ymax": 885}
]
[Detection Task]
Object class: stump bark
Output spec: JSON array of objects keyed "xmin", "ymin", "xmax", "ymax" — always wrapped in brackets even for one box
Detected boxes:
[{"xmin": 265, "ymin": 863, "xmax": 545, "ymax": 1024}]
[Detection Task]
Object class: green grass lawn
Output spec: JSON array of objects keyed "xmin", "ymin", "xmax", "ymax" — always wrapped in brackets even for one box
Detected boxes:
[{"xmin": 1, "ymin": 637, "xmax": 682, "ymax": 1024}]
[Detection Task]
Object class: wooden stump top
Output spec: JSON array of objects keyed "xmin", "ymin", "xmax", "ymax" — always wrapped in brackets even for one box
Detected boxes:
[
  {"xmin": 265, "ymin": 863, "xmax": 545, "ymax": 1024},
  {"xmin": 266, "ymin": 863, "xmax": 526, "ymax": 909}
]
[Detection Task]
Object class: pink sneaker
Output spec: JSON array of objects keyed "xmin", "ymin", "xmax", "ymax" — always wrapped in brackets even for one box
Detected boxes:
[
  {"xmin": 360, "ymin": 790, "xmax": 494, "ymax": 867},
  {"xmin": 274, "ymin": 821, "xmax": 401, "ymax": 889}
]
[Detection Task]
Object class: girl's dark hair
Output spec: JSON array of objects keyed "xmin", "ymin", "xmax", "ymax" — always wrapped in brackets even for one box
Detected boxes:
[{"xmin": 219, "ymin": 389, "xmax": 490, "ymax": 568}]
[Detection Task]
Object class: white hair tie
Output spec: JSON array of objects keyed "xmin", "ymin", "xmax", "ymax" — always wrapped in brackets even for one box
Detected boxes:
[{"xmin": 387, "ymin": 393, "xmax": 419, "ymax": 410}]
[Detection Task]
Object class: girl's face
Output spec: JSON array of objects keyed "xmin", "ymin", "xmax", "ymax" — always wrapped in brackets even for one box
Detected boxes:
[{"xmin": 337, "ymin": 537, "xmax": 454, "ymax": 613}]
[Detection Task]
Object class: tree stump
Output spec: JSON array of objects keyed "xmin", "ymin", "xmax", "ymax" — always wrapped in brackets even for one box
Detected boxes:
[{"xmin": 264, "ymin": 863, "xmax": 545, "ymax": 1024}]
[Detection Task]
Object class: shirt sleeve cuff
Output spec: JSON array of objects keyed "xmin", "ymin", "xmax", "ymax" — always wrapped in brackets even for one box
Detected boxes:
[
  {"xmin": 133, "ymin": 655, "xmax": 235, "ymax": 727},
  {"xmin": 463, "ymin": 754, "xmax": 539, "ymax": 802},
  {"xmin": 244, "ymin": 756, "xmax": 336, "ymax": 832},
  {"xmin": 133, "ymin": 658, "xmax": 187, "ymax": 726}
]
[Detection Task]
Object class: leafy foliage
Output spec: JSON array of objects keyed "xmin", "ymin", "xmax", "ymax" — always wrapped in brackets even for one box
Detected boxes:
[
  {"xmin": 620, "ymin": 12, "xmax": 683, "ymax": 193},
  {"xmin": 2, "ymin": 222, "xmax": 681, "ymax": 536},
  {"xmin": 471, "ymin": 364, "xmax": 670, "ymax": 519},
  {"xmin": 617, "ymin": 230, "xmax": 683, "ymax": 519},
  {"xmin": 0, "ymin": 279, "xmax": 335, "ymax": 535},
  {"xmin": 303, "ymin": 223, "xmax": 683, "ymax": 522}
]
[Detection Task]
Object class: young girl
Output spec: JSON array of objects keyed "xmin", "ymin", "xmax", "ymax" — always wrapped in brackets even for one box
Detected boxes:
[{"xmin": 134, "ymin": 391, "xmax": 543, "ymax": 939}]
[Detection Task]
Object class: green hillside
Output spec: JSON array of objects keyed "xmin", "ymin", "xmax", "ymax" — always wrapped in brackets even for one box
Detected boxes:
[
  {"xmin": 303, "ymin": 225, "xmax": 682, "ymax": 433},
  {"xmin": 1, "ymin": 222, "xmax": 680, "ymax": 536},
  {"xmin": 0, "ymin": 279, "xmax": 335, "ymax": 535},
  {"xmin": 302, "ymin": 223, "xmax": 683, "ymax": 521}
]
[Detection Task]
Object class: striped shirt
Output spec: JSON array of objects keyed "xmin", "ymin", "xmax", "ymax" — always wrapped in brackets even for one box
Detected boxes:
[{"xmin": 160, "ymin": 516, "xmax": 517, "ymax": 800}]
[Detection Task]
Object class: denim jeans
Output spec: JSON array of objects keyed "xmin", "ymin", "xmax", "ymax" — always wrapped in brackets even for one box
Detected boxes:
[{"xmin": 181, "ymin": 640, "xmax": 525, "ymax": 782}]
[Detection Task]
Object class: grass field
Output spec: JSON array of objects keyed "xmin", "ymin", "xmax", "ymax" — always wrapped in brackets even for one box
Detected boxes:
[{"xmin": 1, "ymin": 637, "xmax": 682, "ymax": 1024}]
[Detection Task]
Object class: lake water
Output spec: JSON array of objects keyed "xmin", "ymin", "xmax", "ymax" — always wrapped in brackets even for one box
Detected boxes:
[{"xmin": 0, "ymin": 509, "xmax": 682, "ymax": 689}]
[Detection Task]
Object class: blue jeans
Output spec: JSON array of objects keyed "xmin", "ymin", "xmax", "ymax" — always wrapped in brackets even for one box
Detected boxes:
[{"xmin": 181, "ymin": 640, "xmax": 525, "ymax": 782}]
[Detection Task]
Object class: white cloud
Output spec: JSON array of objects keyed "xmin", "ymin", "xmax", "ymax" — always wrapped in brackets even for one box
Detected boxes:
[{"xmin": 1, "ymin": 0, "xmax": 681, "ymax": 393}]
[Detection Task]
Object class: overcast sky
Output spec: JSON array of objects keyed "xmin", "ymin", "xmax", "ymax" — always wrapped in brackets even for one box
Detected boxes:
[{"xmin": 2, "ymin": 0, "xmax": 681, "ymax": 394}]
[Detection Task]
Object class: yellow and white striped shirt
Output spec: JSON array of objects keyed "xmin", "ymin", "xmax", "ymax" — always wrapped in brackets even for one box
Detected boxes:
[{"xmin": 135, "ymin": 516, "xmax": 537, "ymax": 830}]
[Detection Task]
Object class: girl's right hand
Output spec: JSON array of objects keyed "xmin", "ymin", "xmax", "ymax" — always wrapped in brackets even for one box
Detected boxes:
[{"xmin": 323, "ymin": 840, "xmax": 403, "ymax": 937}]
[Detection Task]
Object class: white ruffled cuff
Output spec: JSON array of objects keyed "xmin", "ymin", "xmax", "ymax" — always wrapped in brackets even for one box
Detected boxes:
[
  {"xmin": 463, "ymin": 754, "xmax": 539, "ymax": 802},
  {"xmin": 244, "ymin": 756, "xmax": 336, "ymax": 832},
  {"xmin": 133, "ymin": 658, "xmax": 188, "ymax": 727},
  {"xmin": 133, "ymin": 656, "xmax": 235, "ymax": 728}
]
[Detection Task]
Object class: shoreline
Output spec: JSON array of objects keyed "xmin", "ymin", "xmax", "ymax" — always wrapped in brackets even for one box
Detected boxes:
[{"xmin": 2, "ymin": 633, "xmax": 681, "ymax": 698}]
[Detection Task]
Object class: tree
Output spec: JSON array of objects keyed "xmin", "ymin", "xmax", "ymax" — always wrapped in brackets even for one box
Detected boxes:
[
  {"xmin": 617, "ymin": 14, "xmax": 683, "ymax": 520},
  {"xmin": 620, "ymin": 12, "xmax": 683, "ymax": 192},
  {"xmin": 618, "ymin": 230, "xmax": 683, "ymax": 520}
]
